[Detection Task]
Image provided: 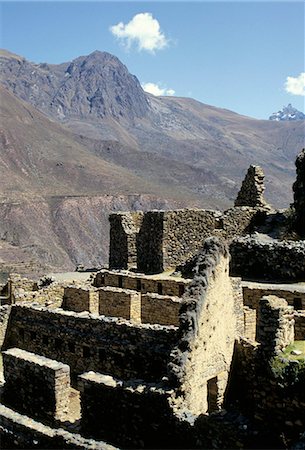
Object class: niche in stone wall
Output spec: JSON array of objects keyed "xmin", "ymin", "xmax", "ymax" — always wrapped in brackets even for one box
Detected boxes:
[
  {"xmin": 207, "ymin": 376, "xmax": 218, "ymax": 413},
  {"xmin": 294, "ymin": 297, "xmax": 302, "ymax": 310}
]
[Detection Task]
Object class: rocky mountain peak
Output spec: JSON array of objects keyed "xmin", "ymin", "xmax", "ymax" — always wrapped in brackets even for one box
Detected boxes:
[
  {"xmin": 0, "ymin": 49, "xmax": 150, "ymax": 122},
  {"xmin": 269, "ymin": 104, "xmax": 305, "ymax": 121}
]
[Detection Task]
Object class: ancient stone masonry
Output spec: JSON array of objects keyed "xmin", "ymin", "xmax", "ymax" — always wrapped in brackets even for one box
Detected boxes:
[
  {"xmin": 2, "ymin": 152, "xmax": 305, "ymax": 449},
  {"xmin": 109, "ymin": 207, "xmax": 263, "ymax": 274},
  {"xmin": 294, "ymin": 311, "xmax": 305, "ymax": 340},
  {"xmin": 234, "ymin": 165, "xmax": 268, "ymax": 208},
  {"xmin": 4, "ymin": 303, "xmax": 177, "ymax": 382},
  {"xmin": 256, "ymin": 296, "xmax": 294, "ymax": 359},
  {"xmin": 98, "ymin": 286, "xmax": 141, "ymax": 322},
  {"xmin": 243, "ymin": 282, "xmax": 305, "ymax": 311},
  {"xmin": 2, "ymin": 348, "xmax": 70, "ymax": 423},
  {"xmin": 78, "ymin": 372, "xmax": 176, "ymax": 448},
  {"xmin": 109, "ymin": 212, "xmax": 144, "ymax": 270},
  {"xmin": 293, "ymin": 148, "xmax": 305, "ymax": 237},
  {"xmin": 168, "ymin": 238, "xmax": 237, "ymax": 415},
  {"xmin": 0, "ymin": 404, "xmax": 116, "ymax": 450},
  {"xmin": 230, "ymin": 236, "xmax": 305, "ymax": 281},
  {"xmin": 63, "ymin": 286, "xmax": 99, "ymax": 314}
]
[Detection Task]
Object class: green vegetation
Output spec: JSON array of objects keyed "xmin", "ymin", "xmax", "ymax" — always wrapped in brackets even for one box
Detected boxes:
[{"xmin": 271, "ymin": 341, "xmax": 305, "ymax": 386}]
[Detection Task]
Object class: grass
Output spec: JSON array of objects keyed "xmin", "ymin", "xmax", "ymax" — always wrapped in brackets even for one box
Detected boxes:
[{"xmin": 282, "ymin": 341, "xmax": 305, "ymax": 361}]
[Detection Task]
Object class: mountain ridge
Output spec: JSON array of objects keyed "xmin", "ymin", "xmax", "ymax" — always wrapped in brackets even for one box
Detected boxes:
[{"xmin": 0, "ymin": 48, "xmax": 304, "ymax": 275}]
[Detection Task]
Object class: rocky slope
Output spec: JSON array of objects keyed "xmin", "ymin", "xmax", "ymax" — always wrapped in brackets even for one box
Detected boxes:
[
  {"xmin": 1, "ymin": 49, "xmax": 304, "ymax": 207},
  {"xmin": 0, "ymin": 49, "xmax": 304, "ymax": 275}
]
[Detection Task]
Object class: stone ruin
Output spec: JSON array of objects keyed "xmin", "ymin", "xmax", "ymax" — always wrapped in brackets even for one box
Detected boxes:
[
  {"xmin": 0, "ymin": 151, "xmax": 305, "ymax": 449},
  {"xmin": 234, "ymin": 165, "xmax": 268, "ymax": 208},
  {"xmin": 293, "ymin": 148, "xmax": 305, "ymax": 237}
]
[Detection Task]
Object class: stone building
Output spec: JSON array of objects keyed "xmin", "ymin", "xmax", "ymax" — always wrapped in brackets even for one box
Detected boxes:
[{"xmin": 0, "ymin": 154, "xmax": 305, "ymax": 449}]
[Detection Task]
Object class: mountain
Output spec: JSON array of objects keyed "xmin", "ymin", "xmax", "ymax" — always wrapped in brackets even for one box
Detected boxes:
[
  {"xmin": 269, "ymin": 104, "xmax": 305, "ymax": 121},
  {"xmin": 0, "ymin": 49, "xmax": 304, "ymax": 275},
  {"xmin": 0, "ymin": 84, "xmax": 229, "ymax": 276}
]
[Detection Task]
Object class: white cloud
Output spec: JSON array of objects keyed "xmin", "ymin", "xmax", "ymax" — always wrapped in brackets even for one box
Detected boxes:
[
  {"xmin": 110, "ymin": 13, "xmax": 169, "ymax": 53},
  {"xmin": 141, "ymin": 82, "xmax": 175, "ymax": 96},
  {"xmin": 285, "ymin": 72, "xmax": 305, "ymax": 96}
]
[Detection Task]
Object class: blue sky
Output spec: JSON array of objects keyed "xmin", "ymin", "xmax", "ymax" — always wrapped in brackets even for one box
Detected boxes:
[{"xmin": 1, "ymin": 1, "xmax": 304, "ymax": 119}]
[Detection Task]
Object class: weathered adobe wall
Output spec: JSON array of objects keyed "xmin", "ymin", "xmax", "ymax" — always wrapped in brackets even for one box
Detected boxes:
[
  {"xmin": 94, "ymin": 269, "xmax": 190, "ymax": 297},
  {"xmin": 243, "ymin": 285, "xmax": 305, "ymax": 310},
  {"xmin": 233, "ymin": 339, "xmax": 305, "ymax": 445},
  {"xmin": 109, "ymin": 212, "xmax": 144, "ymax": 270},
  {"xmin": 3, "ymin": 304, "xmax": 178, "ymax": 382},
  {"xmin": 63, "ymin": 286, "xmax": 99, "ymax": 314},
  {"xmin": 98, "ymin": 287, "xmax": 141, "ymax": 322},
  {"xmin": 0, "ymin": 404, "xmax": 116, "ymax": 450},
  {"xmin": 168, "ymin": 238, "xmax": 237, "ymax": 416},
  {"xmin": 256, "ymin": 296, "xmax": 294, "ymax": 359},
  {"xmin": 294, "ymin": 311, "xmax": 305, "ymax": 340},
  {"xmin": 78, "ymin": 372, "xmax": 177, "ymax": 448},
  {"xmin": 141, "ymin": 293, "xmax": 182, "ymax": 327},
  {"xmin": 2, "ymin": 348, "xmax": 70, "ymax": 424},
  {"xmin": 230, "ymin": 237, "xmax": 305, "ymax": 282},
  {"xmin": 109, "ymin": 207, "xmax": 263, "ymax": 274}
]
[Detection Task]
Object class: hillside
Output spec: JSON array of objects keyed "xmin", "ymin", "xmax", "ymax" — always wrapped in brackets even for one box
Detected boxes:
[
  {"xmin": 1, "ymin": 50, "xmax": 304, "ymax": 207},
  {"xmin": 0, "ymin": 49, "xmax": 304, "ymax": 275}
]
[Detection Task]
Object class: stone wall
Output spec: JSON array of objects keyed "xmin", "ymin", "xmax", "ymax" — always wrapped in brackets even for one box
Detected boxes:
[
  {"xmin": 243, "ymin": 307, "xmax": 257, "ymax": 341},
  {"xmin": 243, "ymin": 284, "xmax": 305, "ymax": 310},
  {"xmin": 294, "ymin": 311, "xmax": 305, "ymax": 340},
  {"xmin": 293, "ymin": 148, "xmax": 305, "ymax": 237},
  {"xmin": 62, "ymin": 286, "xmax": 99, "ymax": 314},
  {"xmin": 230, "ymin": 237, "xmax": 305, "ymax": 281},
  {"xmin": 141, "ymin": 293, "xmax": 181, "ymax": 326},
  {"xmin": 256, "ymin": 296, "xmax": 294, "ymax": 359},
  {"xmin": 109, "ymin": 212, "xmax": 144, "ymax": 270},
  {"xmin": 233, "ymin": 339, "xmax": 305, "ymax": 446},
  {"xmin": 109, "ymin": 207, "xmax": 263, "ymax": 274},
  {"xmin": 4, "ymin": 304, "xmax": 177, "ymax": 382},
  {"xmin": 0, "ymin": 404, "xmax": 115, "ymax": 450},
  {"xmin": 78, "ymin": 372, "xmax": 176, "ymax": 448},
  {"xmin": 0, "ymin": 305, "xmax": 11, "ymax": 350},
  {"xmin": 168, "ymin": 238, "xmax": 237, "ymax": 415},
  {"xmin": 98, "ymin": 287, "xmax": 141, "ymax": 322},
  {"xmin": 234, "ymin": 165, "xmax": 268, "ymax": 208},
  {"xmin": 2, "ymin": 348, "xmax": 70, "ymax": 423},
  {"xmin": 94, "ymin": 269, "xmax": 190, "ymax": 297}
]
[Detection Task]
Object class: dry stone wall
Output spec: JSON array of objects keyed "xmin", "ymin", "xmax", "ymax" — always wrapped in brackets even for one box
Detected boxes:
[
  {"xmin": 0, "ymin": 404, "xmax": 116, "ymax": 450},
  {"xmin": 243, "ymin": 285, "xmax": 305, "ymax": 310},
  {"xmin": 109, "ymin": 212, "xmax": 144, "ymax": 270},
  {"xmin": 109, "ymin": 207, "xmax": 264, "ymax": 274},
  {"xmin": 78, "ymin": 372, "xmax": 176, "ymax": 448},
  {"xmin": 168, "ymin": 238, "xmax": 237, "ymax": 415},
  {"xmin": 257, "ymin": 296, "xmax": 294, "ymax": 359},
  {"xmin": 63, "ymin": 286, "xmax": 99, "ymax": 314},
  {"xmin": 94, "ymin": 269, "xmax": 190, "ymax": 297},
  {"xmin": 233, "ymin": 339, "xmax": 305, "ymax": 446},
  {"xmin": 4, "ymin": 304, "xmax": 178, "ymax": 382},
  {"xmin": 294, "ymin": 311, "xmax": 305, "ymax": 340},
  {"xmin": 234, "ymin": 165, "xmax": 268, "ymax": 208},
  {"xmin": 2, "ymin": 348, "xmax": 70, "ymax": 424},
  {"xmin": 230, "ymin": 237, "xmax": 305, "ymax": 281},
  {"xmin": 293, "ymin": 148, "xmax": 305, "ymax": 237},
  {"xmin": 141, "ymin": 293, "xmax": 182, "ymax": 326},
  {"xmin": 98, "ymin": 286, "xmax": 141, "ymax": 322}
]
